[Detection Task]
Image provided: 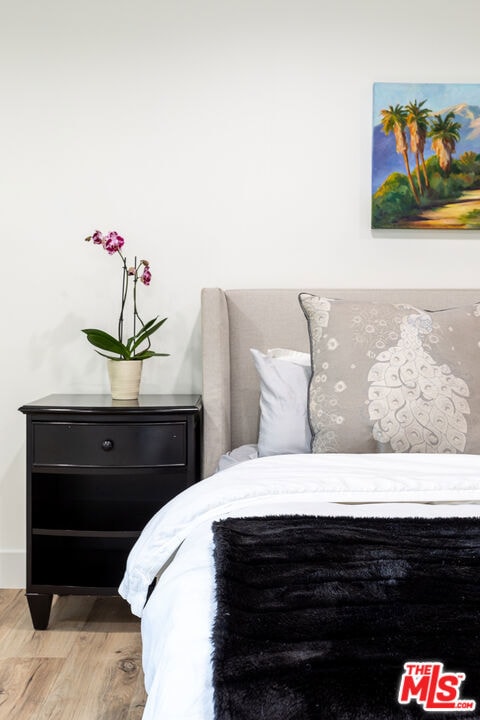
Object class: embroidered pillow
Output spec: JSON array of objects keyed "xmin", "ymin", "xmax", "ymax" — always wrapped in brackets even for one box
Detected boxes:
[{"xmin": 299, "ymin": 293, "xmax": 480, "ymax": 454}]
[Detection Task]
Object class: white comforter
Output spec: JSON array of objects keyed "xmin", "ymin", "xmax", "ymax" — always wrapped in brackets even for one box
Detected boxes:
[{"xmin": 119, "ymin": 453, "xmax": 480, "ymax": 720}]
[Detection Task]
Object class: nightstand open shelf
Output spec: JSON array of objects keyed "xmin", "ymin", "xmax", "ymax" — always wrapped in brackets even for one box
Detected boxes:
[
  {"xmin": 31, "ymin": 469, "xmax": 187, "ymax": 530},
  {"xmin": 20, "ymin": 394, "xmax": 202, "ymax": 629},
  {"xmin": 31, "ymin": 534, "xmax": 134, "ymax": 589}
]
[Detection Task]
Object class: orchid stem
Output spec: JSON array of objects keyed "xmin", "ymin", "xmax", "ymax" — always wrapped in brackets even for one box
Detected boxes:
[{"xmin": 118, "ymin": 252, "xmax": 128, "ymax": 346}]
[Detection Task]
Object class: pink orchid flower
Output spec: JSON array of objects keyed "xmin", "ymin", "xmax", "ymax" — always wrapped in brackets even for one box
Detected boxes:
[
  {"xmin": 104, "ymin": 231, "xmax": 125, "ymax": 254},
  {"xmin": 141, "ymin": 266, "xmax": 152, "ymax": 285},
  {"xmin": 83, "ymin": 230, "xmax": 167, "ymax": 361}
]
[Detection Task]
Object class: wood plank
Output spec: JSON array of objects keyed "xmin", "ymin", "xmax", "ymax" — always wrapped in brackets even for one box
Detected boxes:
[
  {"xmin": 0, "ymin": 591, "xmax": 147, "ymax": 720},
  {"xmin": 85, "ymin": 596, "xmax": 141, "ymax": 633},
  {"xmin": 35, "ymin": 633, "xmax": 145, "ymax": 719},
  {"xmin": 85, "ymin": 638, "xmax": 145, "ymax": 720},
  {"xmin": 0, "ymin": 595, "xmax": 97, "ymax": 659},
  {"xmin": 0, "ymin": 657, "xmax": 64, "ymax": 719},
  {"xmin": 0, "ymin": 590, "xmax": 24, "ymax": 638},
  {"xmin": 127, "ymin": 673, "xmax": 149, "ymax": 720}
]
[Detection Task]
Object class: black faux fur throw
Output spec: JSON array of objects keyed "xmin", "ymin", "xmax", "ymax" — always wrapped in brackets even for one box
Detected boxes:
[{"xmin": 212, "ymin": 515, "xmax": 480, "ymax": 720}]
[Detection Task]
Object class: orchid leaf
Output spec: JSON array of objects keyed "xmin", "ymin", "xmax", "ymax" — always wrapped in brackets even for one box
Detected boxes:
[
  {"xmin": 94, "ymin": 349, "xmax": 126, "ymax": 360},
  {"xmin": 82, "ymin": 329, "xmax": 129, "ymax": 358},
  {"xmin": 132, "ymin": 317, "xmax": 167, "ymax": 351},
  {"xmin": 134, "ymin": 350, "xmax": 170, "ymax": 360}
]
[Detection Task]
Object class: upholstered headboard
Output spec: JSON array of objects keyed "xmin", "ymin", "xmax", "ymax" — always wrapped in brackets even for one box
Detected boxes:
[{"xmin": 201, "ymin": 288, "xmax": 480, "ymax": 477}]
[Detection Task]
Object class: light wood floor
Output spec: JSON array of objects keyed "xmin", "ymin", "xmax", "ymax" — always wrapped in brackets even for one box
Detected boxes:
[{"xmin": 0, "ymin": 590, "xmax": 147, "ymax": 719}]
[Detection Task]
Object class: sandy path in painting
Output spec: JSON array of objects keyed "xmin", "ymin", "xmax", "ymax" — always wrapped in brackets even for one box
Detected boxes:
[{"xmin": 398, "ymin": 189, "xmax": 480, "ymax": 229}]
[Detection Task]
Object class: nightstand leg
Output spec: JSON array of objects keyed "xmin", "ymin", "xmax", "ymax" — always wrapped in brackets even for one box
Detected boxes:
[{"xmin": 26, "ymin": 592, "xmax": 53, "ymax": 630}]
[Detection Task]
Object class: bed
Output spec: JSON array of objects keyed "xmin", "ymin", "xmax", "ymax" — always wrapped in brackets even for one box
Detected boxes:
[{"xmin": 119, "ymin": 288, "xmax": 480, "ymax": 720}]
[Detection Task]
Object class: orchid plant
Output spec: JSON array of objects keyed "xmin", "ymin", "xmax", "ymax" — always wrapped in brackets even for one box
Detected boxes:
[{"xmin": 82, "ymin": 230, "xmax": 168, "ymax": 361}]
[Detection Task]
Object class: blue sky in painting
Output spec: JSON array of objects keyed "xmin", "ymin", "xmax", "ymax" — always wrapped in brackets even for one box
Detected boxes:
[{"xmin": 373, "ymin": 83, "xmax": 480, "ymax": 124}]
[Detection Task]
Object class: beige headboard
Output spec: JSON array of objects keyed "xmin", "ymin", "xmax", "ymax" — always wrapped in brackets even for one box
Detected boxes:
[{"xmin": 201, "ymin": 288, "xmax": 480, "ymax": 477}]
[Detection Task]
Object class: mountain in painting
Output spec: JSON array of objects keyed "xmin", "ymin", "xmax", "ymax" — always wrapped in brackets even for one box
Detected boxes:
[{"xmin": 372, "ymin": 103, "xmax": 480, "ymax": 193}]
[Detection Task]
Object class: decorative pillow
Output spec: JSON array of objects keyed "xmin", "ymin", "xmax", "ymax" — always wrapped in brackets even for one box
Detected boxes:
[
  {"xmin": 250, "ymin": 348, "xmax": 312, "ymax": 456},
  {"xmin": 299, "ymin": 293, "xmax": 480, "ymax": 454}
]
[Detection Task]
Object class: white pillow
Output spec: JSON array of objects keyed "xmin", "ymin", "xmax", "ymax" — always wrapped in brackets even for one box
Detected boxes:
[
  {"xmin": 216, "ymin": 444, "xmax": 259, "ymax": 472},
  {"xmin": 250, "ymin": 348, "xmax": 312, "ymax": 456}
]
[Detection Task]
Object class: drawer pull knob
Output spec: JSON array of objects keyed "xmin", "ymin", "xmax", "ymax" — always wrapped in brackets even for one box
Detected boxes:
[{"xmin": 102, "ymin": 439, "xmax": 114, "ymax": 451}]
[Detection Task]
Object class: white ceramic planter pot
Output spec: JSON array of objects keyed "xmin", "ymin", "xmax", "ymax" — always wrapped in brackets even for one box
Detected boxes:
[{"xmin": 107, "ymin": 359, "xmax": 143, "ymax": 400}]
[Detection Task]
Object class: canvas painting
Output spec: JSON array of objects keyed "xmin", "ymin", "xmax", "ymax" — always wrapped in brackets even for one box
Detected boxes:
[{"xmin": 372, "ymin": 82, "xmax": 480, "ymax": 229}]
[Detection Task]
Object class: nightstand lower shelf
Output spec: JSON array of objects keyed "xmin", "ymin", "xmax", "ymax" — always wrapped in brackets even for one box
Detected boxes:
[{"xmin": 31, "ymin": 534, "xmax": 134, "ymax": 586}]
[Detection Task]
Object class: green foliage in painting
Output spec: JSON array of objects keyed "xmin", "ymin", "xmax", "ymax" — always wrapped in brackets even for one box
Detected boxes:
[
  {"xmin": 373, "ymin": 150, "xmax": 480, "ymax": 228},
  {"xmin": 459, "ymin": 208, "xmax": 480, "ymax": 228},
  {"xmin": 372, "ymin": 173, "xmax": 418, "ymax": 228}
]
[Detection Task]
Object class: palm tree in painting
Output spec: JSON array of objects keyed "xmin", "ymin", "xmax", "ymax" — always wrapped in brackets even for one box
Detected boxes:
[
  {"xmin": 381, "ymin": 104, "xmax": 420, "ymax": 204},
  {"xmin": 406, "ymin": 99, "xmax": 431, "ymax": 191},
  {"xmin": 428, "ymin": 111, "xmax": 461, "ymax": 175}
]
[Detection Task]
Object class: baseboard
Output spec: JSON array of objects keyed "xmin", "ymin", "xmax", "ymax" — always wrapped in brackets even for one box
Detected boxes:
[{"xmin": 0, "ymin": 550, "xmax": 25, "ymax": 588}]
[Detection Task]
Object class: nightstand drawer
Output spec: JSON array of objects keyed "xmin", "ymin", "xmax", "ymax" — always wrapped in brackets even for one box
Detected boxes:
[{"xmin": 32, "ymin": 422, "xmax": 186, "ymax": 467}]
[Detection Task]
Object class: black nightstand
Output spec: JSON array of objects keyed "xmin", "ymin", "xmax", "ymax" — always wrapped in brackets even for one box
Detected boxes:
[{"xmin": 19, "ymin": 394, "xmax": 202, "ymax": 629}]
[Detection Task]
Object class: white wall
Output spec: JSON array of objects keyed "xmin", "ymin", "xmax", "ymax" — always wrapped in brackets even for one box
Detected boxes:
[{"xmin": 2, "ymin": 0, "xmax": 480, "ymax": 587}]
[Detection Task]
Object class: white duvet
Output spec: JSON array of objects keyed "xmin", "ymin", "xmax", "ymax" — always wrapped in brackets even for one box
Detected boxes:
[{"xmin": 119, "ymin": 453, "xmax": 480, "ymax": 720}]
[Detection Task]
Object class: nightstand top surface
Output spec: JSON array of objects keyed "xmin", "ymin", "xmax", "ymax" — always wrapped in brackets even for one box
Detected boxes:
[{"xmin": 19, "ymin": 393, "xmax": 202, "ymax": 414}]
